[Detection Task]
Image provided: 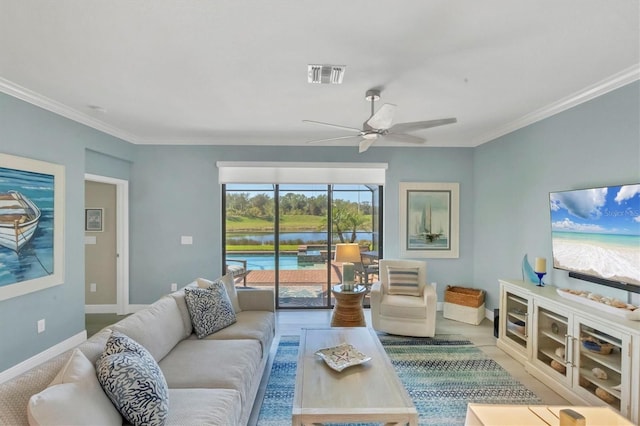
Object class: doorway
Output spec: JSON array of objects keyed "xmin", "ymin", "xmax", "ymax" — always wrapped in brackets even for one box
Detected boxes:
[{"xmin": 84, "ymin": 174, "xmax": 129, "ymax": 315}]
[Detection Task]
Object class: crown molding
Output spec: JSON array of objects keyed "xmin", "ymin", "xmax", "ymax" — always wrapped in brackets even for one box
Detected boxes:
[
  {"xmin": 0, "ymin": 77, "xmax": 141, "ymax": 144},
  {"xmin": 2, "ymin": 65, "xmax": 638, "ymax": 148},
  {"xmin": 472, "ymin": 65, "xmax": 640, "ymax": 146}
]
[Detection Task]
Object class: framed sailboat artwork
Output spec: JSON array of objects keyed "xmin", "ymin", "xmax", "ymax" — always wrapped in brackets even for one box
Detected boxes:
[
  {"xmin": 399, "ymin": 182, "xmax": 459, "ymax": 258},
  {"xmin": 0, "ymin": 153, "xmax": 65, "ymax": 301}
]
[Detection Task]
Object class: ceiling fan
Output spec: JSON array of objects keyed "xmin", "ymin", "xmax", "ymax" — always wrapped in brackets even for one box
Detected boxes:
[{"xmin": 304, "ymin": 89, "xmax": 457, "ymax": 153}]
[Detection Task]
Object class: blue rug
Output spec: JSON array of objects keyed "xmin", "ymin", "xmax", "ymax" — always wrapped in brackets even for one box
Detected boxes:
[{"xmin": 257, "ymin": 334, "xmax": 541, "ymax": 426}]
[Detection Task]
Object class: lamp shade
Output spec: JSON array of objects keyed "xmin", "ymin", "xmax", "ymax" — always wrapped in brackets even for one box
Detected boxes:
[{"xmin": 334, "ymin": 243, "xmax": 362, "ymax": 263}]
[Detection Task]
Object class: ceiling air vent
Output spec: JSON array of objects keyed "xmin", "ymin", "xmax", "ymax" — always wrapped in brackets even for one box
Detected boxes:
[{"xmin": 307, "ymin": 64, "xmax": 346, "ymax": 84}]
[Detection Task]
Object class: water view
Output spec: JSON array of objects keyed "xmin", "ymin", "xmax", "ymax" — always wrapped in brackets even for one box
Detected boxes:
[{"xmin": 227, "ymin": 254, "xmax": 322, "ymax": 271}]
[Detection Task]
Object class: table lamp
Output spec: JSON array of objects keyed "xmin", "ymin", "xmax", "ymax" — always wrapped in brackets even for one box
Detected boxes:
[{"xmin": 334, "ymin": 243, "xmax": 361, "ymax": 291}]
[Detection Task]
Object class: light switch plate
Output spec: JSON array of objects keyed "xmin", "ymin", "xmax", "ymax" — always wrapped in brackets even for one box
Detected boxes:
[{"xmin": 181, "ymin": 236, "xmax": 193, "ymax": 245}]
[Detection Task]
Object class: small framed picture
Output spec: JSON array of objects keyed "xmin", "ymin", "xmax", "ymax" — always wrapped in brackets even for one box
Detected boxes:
[{"xmin": 85, "ymin": 208, "xmax": 104, "ymax": 232}]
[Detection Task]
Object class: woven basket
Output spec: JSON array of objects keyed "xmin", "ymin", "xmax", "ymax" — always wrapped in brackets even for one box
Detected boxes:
[{"xmin": 444, "ymin": 286, "xmax": 485, "ymax": 308}]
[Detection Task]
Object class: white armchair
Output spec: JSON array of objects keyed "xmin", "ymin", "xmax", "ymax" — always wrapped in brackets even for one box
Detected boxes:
[{"xmin": 370, "ymin": 259, "xmax": 437, "ymax": 337}]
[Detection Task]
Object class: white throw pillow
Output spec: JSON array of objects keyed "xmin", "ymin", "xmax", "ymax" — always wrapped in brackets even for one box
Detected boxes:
[
  {"xmin": 197, "ymin": 274, "xmax": 241, "ymax": 313},
  {"xmin": 387, "ymin": 266, "xmax": 421, "ymax": 296},
  {"xmin": 27, "ymin": 349, "xmax": 121, "ymax": 426}
]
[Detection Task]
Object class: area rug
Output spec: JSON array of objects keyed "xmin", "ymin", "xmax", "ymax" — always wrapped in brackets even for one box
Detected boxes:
[{"xmin": 256, "ymin": 334, "xmax": 541, "ymax": 426}]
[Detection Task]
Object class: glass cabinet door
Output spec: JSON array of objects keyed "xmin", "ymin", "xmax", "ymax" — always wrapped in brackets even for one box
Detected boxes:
[
  {"xmin": 573, "ymin": 316, "xmax": 631, "ymax": 418},
  {"xmin": 534, "ymin": 304, "xmax": 572, "ymax": 386},
  {"xmin": 503, "ymin": 291, "xmax": 530, "ymax": 351}
]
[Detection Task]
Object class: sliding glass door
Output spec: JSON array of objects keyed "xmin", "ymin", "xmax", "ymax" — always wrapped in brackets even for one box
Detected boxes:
[
  {"xmin": 278, "ymin": 185, "xmax": 330, "ymax": 308},
  {"xmin": 223, "ymin": 183, "xmax": 382, "ymax": 309}
]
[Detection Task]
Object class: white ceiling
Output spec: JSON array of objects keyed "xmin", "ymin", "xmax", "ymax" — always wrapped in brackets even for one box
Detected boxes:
[{"xmin": 1, "ymin": 1, "xmax": 638, "ymax": 149}]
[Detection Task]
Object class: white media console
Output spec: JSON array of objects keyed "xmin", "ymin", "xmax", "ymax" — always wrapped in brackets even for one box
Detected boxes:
[{"xmin": 497, "ymin": 279, "xmax": 640, "ymax": 424}]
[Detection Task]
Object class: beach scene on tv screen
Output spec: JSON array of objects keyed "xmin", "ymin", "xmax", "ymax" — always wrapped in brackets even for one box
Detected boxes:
[{"xmin": 550, "ymin": 184, "xmax": 640, "ymax": 286}]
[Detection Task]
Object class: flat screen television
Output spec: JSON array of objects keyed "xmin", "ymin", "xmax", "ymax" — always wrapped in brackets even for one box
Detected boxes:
[{"xmin": 549, "ymin": 183, "xmax": 640, "ymax": 294}]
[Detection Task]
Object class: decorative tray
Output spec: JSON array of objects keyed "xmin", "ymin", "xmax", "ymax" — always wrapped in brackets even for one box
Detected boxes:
[
  {"xmin": 556, "ymin": 289, "xmax": 639, "ymax": 321},
  {"xmin": 314, "ymin": 342, "xmax": 371, "ymax": 372}
]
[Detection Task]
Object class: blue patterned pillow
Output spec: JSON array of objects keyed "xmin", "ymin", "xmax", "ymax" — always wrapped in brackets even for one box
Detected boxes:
[
  {"xmin": 185, "ymin": 281, "xmax": 237, "ymax": 338},
  {"xmin": 96, "ymin": 331, "xmax": 169, "ymax": 426}
]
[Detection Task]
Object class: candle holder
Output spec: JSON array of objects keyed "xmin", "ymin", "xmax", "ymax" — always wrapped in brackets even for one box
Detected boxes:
[{"xmin": 535, "ymin": 272, "xmax": 546, "ymax": 287}]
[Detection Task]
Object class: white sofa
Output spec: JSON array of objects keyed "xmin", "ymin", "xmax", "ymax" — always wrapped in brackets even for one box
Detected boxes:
[{"xmin": 0, "ymin": 282, "xmax": 275, "ymax": 426}]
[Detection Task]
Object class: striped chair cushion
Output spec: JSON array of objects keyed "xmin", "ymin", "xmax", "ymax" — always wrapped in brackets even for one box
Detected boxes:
[{"xmin": 387, "ymin": 266, "xmax": 420, "ymax": 296}]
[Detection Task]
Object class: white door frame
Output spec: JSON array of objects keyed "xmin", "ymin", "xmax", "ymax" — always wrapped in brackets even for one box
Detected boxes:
[{"xmin": 84, "ymin": 174, "xmax": 129, "ymax": 315}]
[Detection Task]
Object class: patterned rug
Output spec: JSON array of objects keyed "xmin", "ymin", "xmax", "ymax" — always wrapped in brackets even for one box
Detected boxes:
[{"xmin": 256, "ymin": 334, "xmax": 541, "ymax": 426}]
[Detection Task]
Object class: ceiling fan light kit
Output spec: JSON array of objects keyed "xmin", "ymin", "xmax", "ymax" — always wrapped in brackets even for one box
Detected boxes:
[{"xmin": 304, "ymin": 89, "xmax": 457, "ymax": 153}]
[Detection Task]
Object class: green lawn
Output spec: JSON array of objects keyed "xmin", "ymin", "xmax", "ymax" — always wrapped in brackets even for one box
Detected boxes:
[{"xmin": 226, "ymin": 214, "xmax": 372, "ymax": 232}]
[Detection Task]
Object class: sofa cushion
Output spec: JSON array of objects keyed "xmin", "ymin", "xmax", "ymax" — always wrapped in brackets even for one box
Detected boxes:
[
  {"xmin": 166, "ymin": 388, "xmax": 241, "ymax": 426},
  {"xmin": 159, "ymin": 339, "xmax": 261, "ymax": 406},
  {"xmin": 185, "ymin": 284, "xmax": 237, "ymax": 338},
  {"xmin": 387, "ymin": 266, "xmax": 421, "ymax": 296},
  {"xmin": 27, "ymin": 349, "xmax": 121, "ymax": 426},
  {"xmin": 96, "ymin": 331, "xmax": 169, "ymax": 426},
  {"xmin": 168, "ymin": 289, "xmax": 194, "ymax": 338},
  {"xmin": 112, "ymin": 296, "xmax": 185, "ymax": 361},
  {"xmin": 197, "ymin": 274, "xmax": 241, "ymax": 313},
  {"xmin": 190, "ymin": 310, "xmax": 275, "ymax": 358}
]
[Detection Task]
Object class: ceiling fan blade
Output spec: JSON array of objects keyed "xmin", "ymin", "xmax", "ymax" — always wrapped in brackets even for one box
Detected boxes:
[
  {"xmin": 388, "ymin": 117, "xmax": 457, "ymax": 133},
  {"xmin": 365, "ymin": 103, "xmax": 396, "ymax": 130},
  {"xmin": 306, "ymin": 135, "xmax": 363, "ymax": 144},
  {"xmin": 358, "ymin": 138, "xmax": 376, "ymax": 153},
  {"xmin": 383, "ymin": 133, "xmax": 426, "ymax": 144},
  {"xmin": 302, "ymin": 120, "xmax": 362, "ymax": 133}
]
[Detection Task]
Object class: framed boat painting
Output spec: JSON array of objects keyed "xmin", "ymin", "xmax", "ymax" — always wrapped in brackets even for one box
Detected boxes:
[
  {"xmin": 0, "ymin": 153, "xmax": 65, "ymax": 301},
  {"xmin": 399, "ymin": 182, "xmax": 459, "ymax": 258}
]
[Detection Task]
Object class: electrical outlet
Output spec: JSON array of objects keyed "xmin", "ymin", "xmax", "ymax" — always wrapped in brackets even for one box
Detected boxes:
[
  {"xmin": 90, "ymin": 283, "xmax": 97, "ymax": 292},
  {"xmin": 170, "ymin": 283, "xmax": 178, "ymax": 292},
  {"xmin": 37, "ymin": 319, "xmax": 45, "ymax": 334}
]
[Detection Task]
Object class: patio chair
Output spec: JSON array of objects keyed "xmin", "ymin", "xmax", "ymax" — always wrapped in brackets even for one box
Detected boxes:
[
  {"xmin": 354, "ymin": 251, "xmax": 379, "ymax": 285},
  {"xmin": 370, "ymin": 259, "xmax": 437, "ymax": 337},
  {"xmin": 225, "ymin": 258, "xmax": 249, "ymax": 286}
]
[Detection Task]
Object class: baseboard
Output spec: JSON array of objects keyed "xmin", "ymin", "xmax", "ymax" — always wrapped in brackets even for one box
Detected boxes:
[
  {"xmin": 485, "ymin": 307, "xmax": 495, "ymax": 321},
  {"xmin": 85, "ymin": 304, "xmax": 149, "ymax": 314},
  {"xmin": 0, "ymin": 331, "xmax": 86, "ymax": 384},
  {"xmin": 85, "ymin": 304, "xmax": 118, "ymax": 314},
  {"xmin": 127, "ymin": 304, "xmax": 149, "ymax": 313}
]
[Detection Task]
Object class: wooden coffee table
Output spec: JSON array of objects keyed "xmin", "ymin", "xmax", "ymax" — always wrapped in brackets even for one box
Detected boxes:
[{"xmin": 292, "ymin": 327, "xmax": 417, "ymax": 425}]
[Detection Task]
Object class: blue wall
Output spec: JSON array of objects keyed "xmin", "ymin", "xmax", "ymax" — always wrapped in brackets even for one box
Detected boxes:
[
  {"xmin": 129, "ymin": 145, "xmax": 475, "ymax": 303},
  {"xmin": 474, "ymin": 81, "xmax": 640, "ymax": 309},
  {"xmin": 0, "ymin": 81, "xmax": 638, "ymax": 372},
  {"xmin": 0, "ymin": 93, "xmax": 134, "ymax": 371}
]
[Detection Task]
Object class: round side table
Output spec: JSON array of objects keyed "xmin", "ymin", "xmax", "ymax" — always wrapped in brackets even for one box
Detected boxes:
[{"xmin": 330, "ymin": 284, "xmax": 367, "ymax": 327}]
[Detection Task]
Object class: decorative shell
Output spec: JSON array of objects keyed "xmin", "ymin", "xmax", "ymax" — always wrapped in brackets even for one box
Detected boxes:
[
  {"xmin": 595, "ymin": 387, "xmax": 616, "ymax": 404},
  {"xmin": 579, "ymin": 376, "xmax": 591, "ymax": 388},
  {"xmin": 592, "ymin": 367, "xmax": 608, "ymax": 380},
  {"xmin": 550, "ymin": 360, "xmax": 566, "ymax": 374}
]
